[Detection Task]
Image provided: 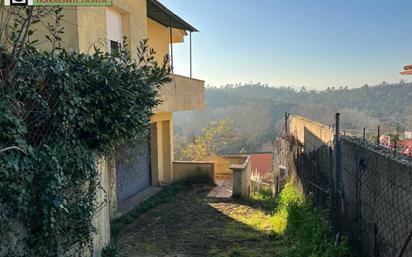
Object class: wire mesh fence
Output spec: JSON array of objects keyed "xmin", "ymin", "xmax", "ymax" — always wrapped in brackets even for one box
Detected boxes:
[{"xmin": 276, "ymin": 114, "xmax": 412, "ymax": 257}]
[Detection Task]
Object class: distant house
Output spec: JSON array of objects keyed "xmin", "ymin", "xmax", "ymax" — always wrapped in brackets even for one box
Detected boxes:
[
  {"xmin": 405, "ymin": 131, "xmax": 412, "ymax": 139},
  {"xmin": 400, "ymin": 64, "xmax": 412, "ymax": 75},
  {"xmin": 398, "ymin": 140, "xmax": 412, "ymax": 156},
  {"xmin": 250, "ymin": 153, "xmax": 273, "ymax": 180}
]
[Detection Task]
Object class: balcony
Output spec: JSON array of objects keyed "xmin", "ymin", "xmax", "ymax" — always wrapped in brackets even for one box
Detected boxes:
[{"xmin": 155, "ymin": 74, "xmax": 205, "ymax": 113}]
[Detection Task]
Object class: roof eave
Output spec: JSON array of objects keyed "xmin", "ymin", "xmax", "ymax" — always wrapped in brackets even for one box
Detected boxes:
[{"xmin": 147, "ymin": 0, "xmax": 199, "ymax": 32}]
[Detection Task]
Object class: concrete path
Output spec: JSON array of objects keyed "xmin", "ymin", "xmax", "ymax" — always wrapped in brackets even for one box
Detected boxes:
[{"xmin": 207, "ymin": 175, "xmax": 233, "ymax": 198}]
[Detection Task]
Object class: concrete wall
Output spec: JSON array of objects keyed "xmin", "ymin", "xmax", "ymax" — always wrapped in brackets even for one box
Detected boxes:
[
  {"xmin": 172, "ymin": 161, "xmax": 215, "ymax": 183},
  {"xmin": 77, "ymin": 0, "xmax": 147, "ymax": 55},
  {"xmin": 232, "ymin": 156, "xmax": 252, "ymax": 198},
  {"xmin": 91, "ymin": 158, "xmax": 111, "ymax": 257},
  {"xmin": 289, "ymin": 115, "xmax": 335, "ymax": 149},
  {"xmin": 150, "ymin": 112, "xmax": 174, "ymax": 185},
  {"xmin": 340, "ymin": 138, "xmax": 412, "ymax": 257},
  {"xmin": 212, "ymin": 155, "xmax": 247, "ymax": 176},
  {"xmin": 29, "ymin": 8, "xmax": 80, "ymax": 51},
  {"xmin": 32, "ymin": 0, "xmax": 147, "ymax": 55},
  {"xmin": 155, "ymin": 74, "xmax": 205, "ymax": 113},
  {"xmin": 147, "ymin": 18, "xmax": 185, "ymax": 63}
]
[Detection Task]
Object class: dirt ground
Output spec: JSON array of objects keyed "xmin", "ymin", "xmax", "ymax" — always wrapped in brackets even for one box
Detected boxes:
[{"xmin": 117, "ymin": 185, "xmax": 285, "ymax": 257}]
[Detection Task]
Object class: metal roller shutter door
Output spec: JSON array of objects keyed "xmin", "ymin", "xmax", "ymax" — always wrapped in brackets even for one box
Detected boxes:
[{"xmin": 116, "ymin": 137, "xmax": 151, "ymax": 203}]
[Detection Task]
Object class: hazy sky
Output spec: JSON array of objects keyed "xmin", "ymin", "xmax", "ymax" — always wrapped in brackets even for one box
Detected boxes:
[{"xmin": 161, "ymin": 0, "xmax": 412, "ymax": 90}]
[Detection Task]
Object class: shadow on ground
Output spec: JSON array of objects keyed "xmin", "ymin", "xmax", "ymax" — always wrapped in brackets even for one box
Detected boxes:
[{"xmin": 117, "ymin": 185, "xmax": 285, "ymax": 257}]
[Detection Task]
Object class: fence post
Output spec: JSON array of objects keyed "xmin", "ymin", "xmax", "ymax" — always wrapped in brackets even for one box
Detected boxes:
[
  {"xmin": 335, "ymin": 113, "xmax": 342, "ymax": 233},
  {"xmin": 377, "ymin": 126, "xmax": 380, "ymax": 145},
  {"xmin": 363, "ymin": 127, "xmax": 366, "ymax": 140},
  {"xmin": 285, "ymin": 112, "xmax": 289, "ymax": 134}
]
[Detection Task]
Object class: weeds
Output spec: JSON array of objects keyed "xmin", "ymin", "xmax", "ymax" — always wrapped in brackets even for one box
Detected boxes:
[
  {"xmin": 101, "ymin": 243, "xmax": 123, "ymax": 257},
  {"xmin": 252, "ymin": 182, "xmax": 351, "ymax": 257},
  {"xmin": 250, "ymin": 188, "xmax": 277, "ymax": 213},
  {"xmin": 105, "ymin": 181, "xmax": 351, "ymax": 257},
  {"xmin": 110, "ymin": 182, "xmax": 189, "ymax": 239}
]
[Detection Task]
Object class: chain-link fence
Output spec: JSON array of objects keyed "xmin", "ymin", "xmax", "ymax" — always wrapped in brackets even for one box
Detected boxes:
[{"xmin": 275, "ymin": 114, "xmax": 412, "ymax": 257}]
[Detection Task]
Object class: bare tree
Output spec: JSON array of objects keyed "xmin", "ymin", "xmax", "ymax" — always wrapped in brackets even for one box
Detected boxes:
[{"xmin": 0, "ymin": 3, "xmax": 61, "ymax": 83}]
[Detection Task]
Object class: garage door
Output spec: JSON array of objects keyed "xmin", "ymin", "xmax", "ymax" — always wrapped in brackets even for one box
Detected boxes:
[{"xmin": 116, "ymin": 136, "xmax": 151, "ymax": 203}]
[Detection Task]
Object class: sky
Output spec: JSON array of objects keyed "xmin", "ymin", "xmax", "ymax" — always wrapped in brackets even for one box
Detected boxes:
[{"xmin": 161, "ymin": 0, "xmax": 412, "ymax": 90}]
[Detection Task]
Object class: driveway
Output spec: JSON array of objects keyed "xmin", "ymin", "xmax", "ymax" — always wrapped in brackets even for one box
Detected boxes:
[{"xmin": 117, "ymin": 185, "xmax": 285, "ymax": 257}]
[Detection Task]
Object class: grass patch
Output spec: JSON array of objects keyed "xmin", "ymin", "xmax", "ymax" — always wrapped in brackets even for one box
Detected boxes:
[
  {"xmin": 103, "ymin": 182, "xmax": 190, "ymax": 257},
  {"xmin": 250, "ymin": 187, "xmax": 278, "ymax": 213},
  {"xmin": 252, "ymin": 182, "xmax": 352, "ymax": 257},
  {"xmin": 209, "ymin": 245, "xmax": 268, "ymax": 257},
  {"xmin": 104, "ymin": 180, "xmax": 352, "ymax": 257},
  {"xmin": 283, "ymin": 203, "xmax": 351, "ymax": 257},
  {"xmin": 110, "ymin": 182, "xmax": 189, "ymax": 239}
]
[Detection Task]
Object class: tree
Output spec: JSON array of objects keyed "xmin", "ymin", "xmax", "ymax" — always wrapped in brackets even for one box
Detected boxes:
[
  {"xmin": 404, "ymin": 105, "xmax": 412, "ymax": 131},
  {"xmin": 178, "ymin": 119, "xmax": 238, "ymax": 161}
]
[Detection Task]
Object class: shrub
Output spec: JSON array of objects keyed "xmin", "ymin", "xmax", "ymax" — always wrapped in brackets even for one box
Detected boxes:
[
  {"xmin": 274, "ymin": 182, "xmax": 351, "ymax": 257},
  {"xmin": 0, "ymin": 39, "xmax": 170, "ymax": 256}
]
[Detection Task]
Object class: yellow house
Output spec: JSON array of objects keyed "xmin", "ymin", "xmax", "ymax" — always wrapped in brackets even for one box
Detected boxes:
[
  {"xmin": 30, "ymin": 0, "xmax": 204, "ymax": 255},
  {"xmin": 37, "ymin": 2, "xmax": 204, "ymax": 191}
]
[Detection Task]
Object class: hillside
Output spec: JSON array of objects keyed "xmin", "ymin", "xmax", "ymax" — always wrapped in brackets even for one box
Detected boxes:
[{"xmin": 174, "ymin": 81, "xmax": 412, "ymax": 154}]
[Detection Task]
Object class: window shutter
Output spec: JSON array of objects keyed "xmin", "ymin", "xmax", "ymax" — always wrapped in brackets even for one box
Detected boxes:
[{"xmin": 106, "ymin": 9, "xmax": 123, "ymax": 46}]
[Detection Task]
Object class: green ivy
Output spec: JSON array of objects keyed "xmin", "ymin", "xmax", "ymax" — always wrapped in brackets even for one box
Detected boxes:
[{"xmin": 0, "ymin": 40, "xmax": 170, "ymax": 256}]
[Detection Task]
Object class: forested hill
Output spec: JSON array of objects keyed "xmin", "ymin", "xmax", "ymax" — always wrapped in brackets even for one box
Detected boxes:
[
  {"xmin": 174, "ymin": 81, "xmax": 412, "ymax": 154},
  {"xmin": 205, "ymin": 82, "xmax": 412, "ymax": 120}
]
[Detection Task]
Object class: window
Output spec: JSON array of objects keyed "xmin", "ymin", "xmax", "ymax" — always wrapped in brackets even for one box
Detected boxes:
[{"xmin": 106, "ymin": 9, "xmax": 123, "ymax": 53}]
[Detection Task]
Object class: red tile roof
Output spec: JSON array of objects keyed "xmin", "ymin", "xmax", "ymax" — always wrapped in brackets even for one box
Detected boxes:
[
  {"xmin": 400, "ymin": 64, "xmax": 412, "ymax": 75},
  {"xmin": 398, "ymin": 140, "xmax": 412, "ymax": 146}
]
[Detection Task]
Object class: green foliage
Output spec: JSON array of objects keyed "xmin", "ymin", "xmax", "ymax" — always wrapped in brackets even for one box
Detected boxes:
[
  {"xmin": 175, "ymin": 82, "xmax": 412, "ymax": 155},
  {"xmin": 176, "ymin": 119, "xmax": 239, "ymax": 160},
  {"xmin": 252, "ymin": 183, "xmax": 352, "ymax": 257},
  {"xmin": 0, "ymin": 38, "xmax": 170, "ymax": 256},
  {"xmin": 273, "ymin": 182, "xmax": 351, "ymax": 257},
  {"xmin": 250, "ymin": 188, "xmax": 277, "ymax": 213},
  {"xmin": 102, "ymin": 243, "xmax": 124, "ymax": 257},
  {"xmin": 284, "ymin": 201, "xmax": 351, "ymax": 257},
  {"xmin": 271, "ymin": 182, "xmax": 304, "ymax": 235}
]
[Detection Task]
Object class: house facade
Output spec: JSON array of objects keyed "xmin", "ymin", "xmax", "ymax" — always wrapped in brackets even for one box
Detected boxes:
[{"xmin": 33, "ymin": 1, "xmax": 204, "ymax": 255}]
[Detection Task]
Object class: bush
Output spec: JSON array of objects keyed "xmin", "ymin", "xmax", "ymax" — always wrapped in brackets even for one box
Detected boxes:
[
  {"xmin": 0, "ymin": 40, "xmax": 170, "ymax": 257},
  {"xmin": 269, "ymin": 182, "xmax": 351, "ymax": 257}
]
